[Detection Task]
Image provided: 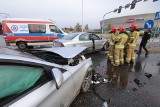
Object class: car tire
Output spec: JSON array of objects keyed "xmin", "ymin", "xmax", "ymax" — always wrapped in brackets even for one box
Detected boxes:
[
  {"xmin": 103, "ymin": 42, "xmax": 109, "ymax": 51},
  {"xmin": 81, "ymin": 67, "xmax": 93, "ymax": 93},
  {"xmin": 17, "ymin": 41, "xmax": 27, "ymax": 50}
]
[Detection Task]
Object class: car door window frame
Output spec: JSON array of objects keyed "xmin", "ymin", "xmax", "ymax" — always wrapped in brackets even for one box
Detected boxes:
[
  {"xmin": 89, "ymin": 34, "xmax": 100, "ymax": 40},
  {"xmin": 79, "ymin": 33, "xmax": 90, "ymax": 41}
]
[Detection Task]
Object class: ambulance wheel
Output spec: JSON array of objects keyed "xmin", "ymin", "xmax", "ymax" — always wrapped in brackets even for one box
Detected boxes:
[{"xmin": 17, "ymin": 41, "xmax": 27, "ymax": 50}]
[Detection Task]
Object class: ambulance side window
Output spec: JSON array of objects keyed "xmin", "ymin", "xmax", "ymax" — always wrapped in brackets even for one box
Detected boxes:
[
  {"xmin": 49, "ymin": 25, "xmax": 62, "ymax": 34},
  {"xmin": 29, "ymin": 24, "xmax": 46, "ymax": 33}
]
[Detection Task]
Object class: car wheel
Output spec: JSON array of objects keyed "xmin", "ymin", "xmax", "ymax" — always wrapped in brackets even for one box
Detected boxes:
[
  {"xmin": 17, "ymin": 41, "xmax": 27, "ymax": 50},
  {"xmin": 103, "ymin": 42, "xmax": 109, "ymax": 51},
  {"xmin": 81, "ymin": 67, "xmax": 93, "ymax": 93}
]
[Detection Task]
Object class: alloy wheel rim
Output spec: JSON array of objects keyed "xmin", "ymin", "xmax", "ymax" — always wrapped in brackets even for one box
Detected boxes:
[{"xmin": 82, "ymin": 70, "xmax": 92, "ymax": 91}]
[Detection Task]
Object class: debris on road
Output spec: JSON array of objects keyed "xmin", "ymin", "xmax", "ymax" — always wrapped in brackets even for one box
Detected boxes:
[
  {"xmin": 92, "ymin": 73, "xmax": 101, "ymax": 82},
  {"xmin": 133, "ymin": 88, "xmax": 137, "ymax": 91},
  {"xmin": 144, "ymin": 73, "xmax": 152, "ymax": 79},
  {"xmin": 102, "ymin": 101, "xmax": 108, "ymax": 107},
  {"xmin": 91, "ymin": 81, "xmax": 100, "ymax": 84},
  {"xmin": 134, "ymin": 78, "xmax": 143, "ymax": 87},
  {"xmin": 157, "ymin": 62, "xmax": 160, "ymax": 66},
  {"xmin": 92, "ymin": 73, "xmax": 110, "ymax": 84}
]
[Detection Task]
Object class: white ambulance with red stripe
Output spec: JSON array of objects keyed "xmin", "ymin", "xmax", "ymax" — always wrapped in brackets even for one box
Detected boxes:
[{"xmin": 2, "ymin": 18, "xmax": 66, "ymax": 50}]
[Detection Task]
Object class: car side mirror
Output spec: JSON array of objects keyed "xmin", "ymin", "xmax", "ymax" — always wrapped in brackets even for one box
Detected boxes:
[{"xmin": 51, "ymin": 68, "xmax": 64, "ymax": 89}]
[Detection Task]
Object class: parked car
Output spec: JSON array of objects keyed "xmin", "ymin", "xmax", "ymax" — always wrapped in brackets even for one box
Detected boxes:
[
  {"xmin": 53, "ymin": 32, "xmax": 109, "ymax": 53},
  {"xmin": 0, "ymin": 47, "xmax": 93, "ymax": 107}
]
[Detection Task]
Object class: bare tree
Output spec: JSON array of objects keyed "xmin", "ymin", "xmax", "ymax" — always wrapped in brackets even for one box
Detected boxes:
[
  {"xmin": 75, "ymin": 23, "xmax": 82, "ymax": 32},
  {"xmin": 107, "ymin": 23, "xmax": 112, "ymax": 30},
  {"xmin": 85, "ymin": 24, "xmax": 89, "ymax": 32}
]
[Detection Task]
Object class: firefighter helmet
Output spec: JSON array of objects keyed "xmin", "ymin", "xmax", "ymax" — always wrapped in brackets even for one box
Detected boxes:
[
  {"xmin": 130, "ymin": 24, "xmax": 138, "ymax": 31},
  {"xmin": 119, "ymin": 26, "xmax": 126, "ymax": 33},
  {"xmin": 111, "ymin": 26, "xmax": 118, "ymax": 33}
]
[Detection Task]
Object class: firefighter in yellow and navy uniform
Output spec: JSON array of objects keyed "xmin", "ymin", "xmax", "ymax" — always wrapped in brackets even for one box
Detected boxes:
[
  {"xmin": 108, "ymin": 27, "xmax": 118, "ymax": 62},
  {"xmin": 126, "ymin": 24, "xmax": 140, "ymax": 64},
  {"xmin": 113, "ymin": 26, "xmax": 128, "ymax": 66}
]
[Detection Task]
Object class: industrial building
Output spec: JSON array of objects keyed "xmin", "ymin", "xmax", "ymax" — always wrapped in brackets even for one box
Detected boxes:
[{"xmin": 100, "ymin": 13, "xmax": 159, "ymax": 33}]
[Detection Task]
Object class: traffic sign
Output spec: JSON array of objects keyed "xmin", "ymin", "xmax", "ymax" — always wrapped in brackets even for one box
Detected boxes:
[
  {"xmin": 154, "ymin": 11, "xmax": 160, "ymax": 20},
  {"xmin": 144, "ymin": 20, "xmax": 154, "ymax": 29}
]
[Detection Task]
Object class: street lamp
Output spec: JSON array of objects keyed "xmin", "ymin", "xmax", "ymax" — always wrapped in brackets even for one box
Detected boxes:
[{"xmin": 101, "ymin": 0, "xmax": 144, "ymax": 34}]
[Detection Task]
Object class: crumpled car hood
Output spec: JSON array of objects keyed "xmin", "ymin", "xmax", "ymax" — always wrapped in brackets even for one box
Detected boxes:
[{"xmin": 33, "ymin": 47, "xmax": 86, "ymax": 58}]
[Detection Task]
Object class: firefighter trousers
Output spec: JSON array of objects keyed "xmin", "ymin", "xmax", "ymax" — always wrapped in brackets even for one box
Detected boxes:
[
  {"xmin": 108, "ymin": 44, "xmax": 114, "ymax": 62},
  {"xmin": 114, "ymin": 48, "xmax": 124, "ymax": 66},
  {"xmin": 126, "ymin": 46, "xmax": 136, "ymax": 63}
]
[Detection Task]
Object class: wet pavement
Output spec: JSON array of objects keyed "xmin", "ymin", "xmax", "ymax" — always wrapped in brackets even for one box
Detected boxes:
[
  {"xmin": 71, "ymin": 51, "xmax": 160, "ymax": 107},
  {"xmin": 0, "ymin": 35, "xmax": 6, "ymax": 47}
]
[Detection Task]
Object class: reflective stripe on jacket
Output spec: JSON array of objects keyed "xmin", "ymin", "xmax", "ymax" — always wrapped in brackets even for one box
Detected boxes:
[
  {"xmin": 109, "ymin": 33, "xmax": 116, "ymax": 45},
  {"xmin": 128, "ymin": 31, "xmax": 139, "ymax": 48},
  {"xmin": 115, "ymin": 33, "xmax": 128, "ymax": 49}
]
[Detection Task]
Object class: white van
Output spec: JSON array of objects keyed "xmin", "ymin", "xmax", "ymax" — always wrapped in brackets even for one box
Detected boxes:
[{"xmin": 2, "ymin": 18, "xmax": 66, "ymax": 50}]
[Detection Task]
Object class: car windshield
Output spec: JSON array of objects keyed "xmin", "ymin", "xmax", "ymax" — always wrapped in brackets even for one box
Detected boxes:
[{"xmin": 62, "ymin": 33, "xmax": 79, "ymax": 40}]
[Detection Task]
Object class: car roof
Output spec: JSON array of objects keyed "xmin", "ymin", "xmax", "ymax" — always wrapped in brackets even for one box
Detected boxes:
[
  {"xmin": 68, "ymin": 32, "xmax": 89, "ymax": 35},
  {"xmin": 2, "ymin": 18, "xmax": 54, "ymax": 23}
]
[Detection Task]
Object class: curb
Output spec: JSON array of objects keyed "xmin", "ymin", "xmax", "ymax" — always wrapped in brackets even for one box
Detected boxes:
[
  {"xmin": 147, "ymin": 49, "xmax": 160, "ymax": 53},
  {"xmin": 135, "ymin": 48, "xmax": 160, "ymax": 53}
]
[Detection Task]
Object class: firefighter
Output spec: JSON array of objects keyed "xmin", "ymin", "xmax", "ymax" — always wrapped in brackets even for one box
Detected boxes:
[
  {"xmin": 113, "ymin": 26, "xmax": 128, "ymax": 66},
  {"xmin": 126, "ymin": 24, "xmax": 140, "ymax": 64},
  {"xmin": 108, "ymin": 27, "xmax": 118, "ymax": 62}
]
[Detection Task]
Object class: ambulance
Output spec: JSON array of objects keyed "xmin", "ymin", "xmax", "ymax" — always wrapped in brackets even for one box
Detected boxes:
[{"xmin": 2, "ymin": 18, "xmax": 66, "ymax": 50}]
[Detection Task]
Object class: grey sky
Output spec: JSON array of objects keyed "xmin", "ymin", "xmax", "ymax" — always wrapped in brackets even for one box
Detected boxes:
[{"xmin": 0, "ymin": 0, "xmax": 160, "ymax": 28}]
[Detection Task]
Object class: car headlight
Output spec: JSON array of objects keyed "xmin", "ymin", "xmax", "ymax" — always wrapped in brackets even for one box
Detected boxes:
[
  {"xmin": 68, "ymin": 58, "xmax": 74, "ymax": 64},
  {"xmin": 53, "ymin": 42, "xmax": 63, "ymax": 47},
  {"xmin": 81, "ymin": 55, "xmax": 86, "ymax": 60}
]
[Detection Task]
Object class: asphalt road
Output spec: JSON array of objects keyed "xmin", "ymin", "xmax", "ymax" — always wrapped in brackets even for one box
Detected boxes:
[
  {"xmin": 0, "ymin": 35, "xmax": 160, "ymax": 107},
  {"xmin": 70, "ymin": 51, "xmax": 160, "ymax": 107}
]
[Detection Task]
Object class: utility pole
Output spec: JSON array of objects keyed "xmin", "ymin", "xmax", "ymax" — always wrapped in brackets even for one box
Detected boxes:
[
  {"xmin": 102, "ymin": 11, "xmax": 113, "ymax": 35},
  {"xmin": 82, "ymin": 0, "xmax": 83, "ymax": 32}
]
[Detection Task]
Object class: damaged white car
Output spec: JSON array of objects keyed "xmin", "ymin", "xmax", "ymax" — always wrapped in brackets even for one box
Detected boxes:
[
  {"xmin": 0, "ymin": 47, "xmax": 93, "ymax": 107},
  {"xmin": 53, "ymin": 32, "xmax": 109, "ymax": 53}
]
